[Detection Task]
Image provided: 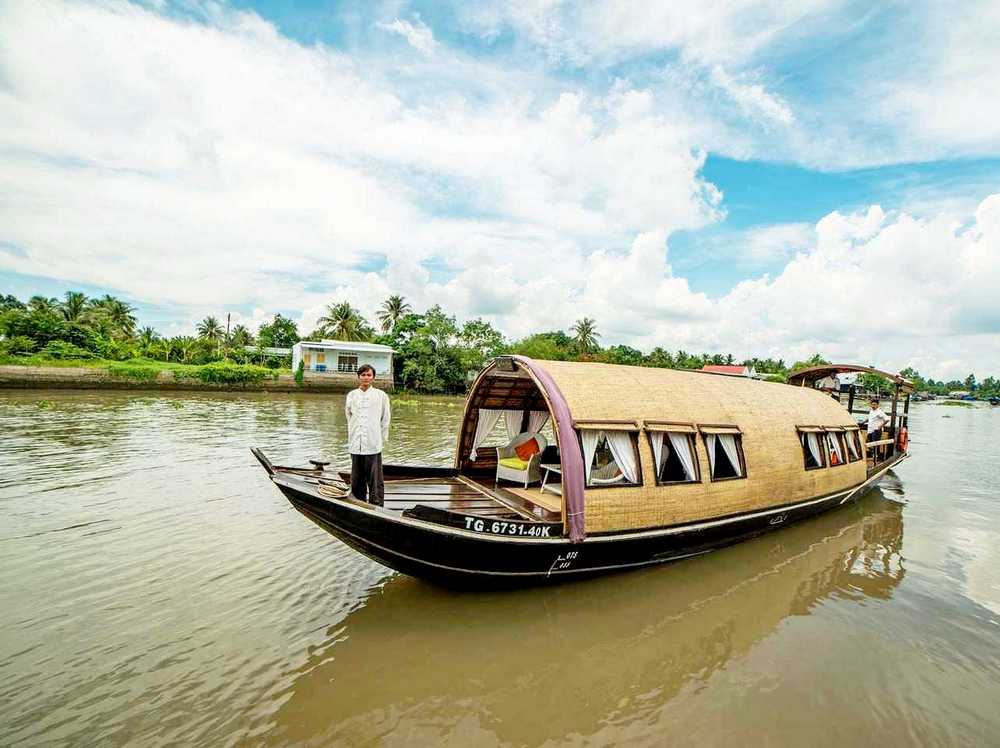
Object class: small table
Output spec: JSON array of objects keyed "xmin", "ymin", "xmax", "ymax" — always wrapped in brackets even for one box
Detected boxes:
[{"xmin": 539, "ymin": 463, "xmax": 562, "ymax": 496}]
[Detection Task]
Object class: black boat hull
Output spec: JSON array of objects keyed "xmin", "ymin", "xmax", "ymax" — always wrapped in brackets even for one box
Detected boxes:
[{"xmin": 272, "ymin": 459, "xmax": 902, "ymax": 587}]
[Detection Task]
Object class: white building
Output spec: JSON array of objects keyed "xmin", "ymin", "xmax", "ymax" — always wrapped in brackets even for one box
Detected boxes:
[{"xmin": 291, "ymin": 340, "xmax": 395, "ymax": 382}]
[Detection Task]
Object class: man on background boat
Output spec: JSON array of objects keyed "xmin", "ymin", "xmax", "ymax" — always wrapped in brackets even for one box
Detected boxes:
[{"xmin": 345, "ymin": 364, "xmax": 391, "ymax": 506}]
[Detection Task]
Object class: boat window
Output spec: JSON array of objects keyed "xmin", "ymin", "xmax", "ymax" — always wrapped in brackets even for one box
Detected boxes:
[
  {"xmin": 826, "ymin": 432, "xmax": 847, "ymax": 467},
  {"xmin": 648, "ymin": 431, "xmax": 700, "ymax": 484},
  {"xmin": 704, "ymin": 433, "xmax": 745, "ymax": 481},
  {"xmin": 581, "ymin": 429, "xmax": 641, "ymax": 487},
  {"xmin": 799, "ymin": 430, "xmax": 826, "ymax": 470},
  {"xmin": 846, "ymin": 430, "xmax": 863, "ymax": 462}
]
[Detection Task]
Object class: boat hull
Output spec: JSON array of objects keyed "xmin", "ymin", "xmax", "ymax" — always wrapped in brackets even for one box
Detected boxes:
[{"xmin": 272, "ymin": 459, "xmax": 903, "ymax": 587}]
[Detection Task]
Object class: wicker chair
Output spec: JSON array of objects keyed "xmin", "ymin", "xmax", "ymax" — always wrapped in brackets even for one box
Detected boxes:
[{"xmin": 495, "ymin": 433, "xmax": 548, "ymax": 488}]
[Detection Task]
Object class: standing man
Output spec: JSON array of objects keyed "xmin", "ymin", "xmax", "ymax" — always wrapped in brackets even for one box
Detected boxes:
[
  {"xmin": 345, "ymin": 364, "xmax": 391, "ymax": 506},
  {"xmin": 866, "ymin": 398, "xmax": 889, "ymax": 460}
]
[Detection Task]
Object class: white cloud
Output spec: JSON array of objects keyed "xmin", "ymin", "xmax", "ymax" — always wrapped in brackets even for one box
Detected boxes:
[{"xmin": 377, "ymin": 17, "xmax": 438, "ymax": 55}]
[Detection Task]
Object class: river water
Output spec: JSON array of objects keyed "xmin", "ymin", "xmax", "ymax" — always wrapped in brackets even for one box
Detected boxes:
[{"xmin": 0, "ymin": 391, "xmax": 998, "ymax": 746}]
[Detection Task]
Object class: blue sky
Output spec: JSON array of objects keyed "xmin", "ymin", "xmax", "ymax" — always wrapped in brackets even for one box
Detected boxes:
[{"xmin": 1, "ymin": 0, "xmax": 999, "ymax": 378}]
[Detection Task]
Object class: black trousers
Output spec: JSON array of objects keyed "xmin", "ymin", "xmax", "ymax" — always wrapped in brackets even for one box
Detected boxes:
[{"xmin": 350, "ymin": 453, "xmax": 384, "ymax": 505}]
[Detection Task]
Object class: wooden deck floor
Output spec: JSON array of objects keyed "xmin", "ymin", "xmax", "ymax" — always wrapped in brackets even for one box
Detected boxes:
[{"xmin": 379, "ymin": 476, "xmax": 561, "ymax": 522}]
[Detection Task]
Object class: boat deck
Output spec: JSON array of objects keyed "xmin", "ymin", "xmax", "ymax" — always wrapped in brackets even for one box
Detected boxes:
[{"xmin": 377, "ymin": 476, "xmax": 561, "ymax": 522}]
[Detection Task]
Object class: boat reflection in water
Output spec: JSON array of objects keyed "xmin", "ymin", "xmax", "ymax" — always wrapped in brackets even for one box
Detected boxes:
[{"xmin": 261, "ymin": 492, "xmax": 904, "ymax": 745}]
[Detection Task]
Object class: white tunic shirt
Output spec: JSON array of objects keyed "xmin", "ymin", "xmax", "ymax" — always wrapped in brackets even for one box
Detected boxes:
[
  {"xmin": 345, "ymin": 387, "xmax": 391, "ymax": 455},
  {"xmin": 867, "ymin": 407, "xmax": 889, "ymax": 434}
]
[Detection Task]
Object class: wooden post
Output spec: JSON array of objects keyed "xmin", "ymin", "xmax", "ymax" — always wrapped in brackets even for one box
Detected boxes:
[
  {"xmin": 847, "ymin": 384, "xmax": 856, "ymax": 416},
  {"xmin": 889, "ymin": 385, "xmax": 899, "ymax": 459}
]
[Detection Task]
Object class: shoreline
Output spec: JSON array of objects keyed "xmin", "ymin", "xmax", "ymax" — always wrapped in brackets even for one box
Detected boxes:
[{"xmin": 0, "ymin": 365, "xmax": 394, "ymax": 393}]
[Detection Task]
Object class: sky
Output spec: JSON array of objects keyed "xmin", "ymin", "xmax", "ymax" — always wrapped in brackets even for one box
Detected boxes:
[{"xmin": 1, "ymin": 0, "xmax": 999, "ymax": 381}]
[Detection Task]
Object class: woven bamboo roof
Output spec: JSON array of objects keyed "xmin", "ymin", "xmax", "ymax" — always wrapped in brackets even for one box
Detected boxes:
[{"xmin": 536, "ymin": 360, "xmax": 856, "ymax": 430}]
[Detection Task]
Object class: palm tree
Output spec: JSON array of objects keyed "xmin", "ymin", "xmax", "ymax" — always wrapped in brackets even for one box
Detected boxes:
[
  {"xmin": 229, "ymin": 324, "xmax": 254, "ymax": 348},
  {"xmin": 571, "ymin": 317, "xmax": 600, "ymax": 353},
  {"xmin": 317, "ymin": 301, "xmax": 372, "ymax": 342},
  {"xmin": 28, "ymin": 295, "xmax": 60, "ymax": 314},
  {"xmin": 377, "ymin": 294, "xmax": 411, "ymax": 332},
  {"xmin": 172, "ymin": 336, "xmax": 197, "ymax": 363},
  {"xmin": 85, "ymin": 295, "xmax": 137, "ymax": 339},
  {"xmin": 196, "ymin": 316, "xmax": 224, "ymax": 353},
  {"xmin": 138, "ymin": 326, "xmax": 159, "ymax": 351},
  {"xmin": 62, "ymin": 291, "xmax": 88, "ymax": 321}
]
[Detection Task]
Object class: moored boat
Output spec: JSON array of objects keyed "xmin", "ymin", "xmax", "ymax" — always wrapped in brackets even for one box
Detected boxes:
[{"xmin": 253, "ymin": 356, "xmax": 914, "ymax": 587}]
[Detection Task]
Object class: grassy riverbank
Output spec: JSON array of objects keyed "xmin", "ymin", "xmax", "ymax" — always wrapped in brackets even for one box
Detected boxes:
[{"xmin": 0, "ymin": 355, "xmax": 279, "ymax": 385}]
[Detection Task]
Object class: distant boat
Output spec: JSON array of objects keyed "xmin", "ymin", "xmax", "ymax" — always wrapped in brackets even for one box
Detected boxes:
[{"xmin": 253, "ymin": 358, "xmax": 914, "ymax": 587}]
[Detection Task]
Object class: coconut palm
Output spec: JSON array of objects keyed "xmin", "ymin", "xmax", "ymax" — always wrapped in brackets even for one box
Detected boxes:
[
  {"xmin": 229, "ymin": 324, "xmax": 254, "ymax": 348},
  {"xmin": 571, "ymin": 317, "xmax": 600, "ymax": 353},
  {"xmin": 137, "ymin": 326, "xmax": 159, "ymax": 351},
  {"xmin": 172, "ymin": 336, "xmax": 197, "ymax": 363},
  {"xmin": 62, "ymin": 291, "xmax": 88, "ymax": 321},
  {"xmin": 85, "ymin": 295, "xmax": 137, "ymax": 338},
  {"xmin": 197, "ymin": 316, "xmax": 224, "ymax": 342},
  {"xmin": 28, "ymin": 295, "xmax": 60, "ymax": 314},
  {"xmin": 317, "ymin": 301, "xmax": 372, "ymax": 342},
  {"xmin": 377, "ymin": 294, "xmax": 412, "ymax": 332}
]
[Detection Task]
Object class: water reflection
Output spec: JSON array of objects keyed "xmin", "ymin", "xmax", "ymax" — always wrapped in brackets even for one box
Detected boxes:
[{"xmin": 262, "ymin": 493, "xmax": 904, "ymax": 746}]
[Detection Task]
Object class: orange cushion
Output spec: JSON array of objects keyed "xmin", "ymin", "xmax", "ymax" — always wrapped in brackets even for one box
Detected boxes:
[{"xmin": 514, "ymin": 438, "xmax": 540, "ymax": 461}]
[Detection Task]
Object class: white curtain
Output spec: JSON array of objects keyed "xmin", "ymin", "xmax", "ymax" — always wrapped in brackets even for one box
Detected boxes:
[
  {"xmin": 650, "ymin": 432, "xmax": 665, "ymax": 473},
  {"xmin": 805, "ymin": 432, "xmax": 823, "ymax": 467},
  {"xmin": 847, "ymin": 432, "xmax": 860, "ymax": 460},
  {"xmin": 706, "ymin": 434, "xmax": 717, "ymax": 476},
  {"xmin": 528, "ymin": 410, "xmax": 549, "ymax": 433},
  {"xmin": 581, "ymin": 429, "xmax": 600, "ymax": 484},
  {"xmin": 470, "ymin": 409, "xmax": 503, "ymax": 461},
  {"xmin": 503, "ymin": 409, "xmax": 523, "ymax": 439},
  {"xmin": 718, "ymin": 434, "xmax": 743, "ymax": 477},
  {"xmin": 668, "ymin": 432, "xmax": 697, "ymax": 481},
  {"xmin": 827, "ymin": 433, "xmax": 843, "ymax": 463},
  {"xmin": 606, "ymin": 431, "xmax": 638, "ymax": 484}
]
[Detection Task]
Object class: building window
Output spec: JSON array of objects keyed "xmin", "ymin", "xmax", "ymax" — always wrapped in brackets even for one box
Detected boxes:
[
  {"xmin": 702, "ymin": 429, "xmax": 745, "ymax": 480},
  {"xmin": 647, "ymin": 430, "xmax": 700, "ymax": 484},
  {"xmin": 316, "ymin": 352, "xmax": 326, "ymax": 363},
  {"xmin": 304, "ymin": 353, "xmax": 311, "ymax": 366},
  {"xmin": 580, "ymin": 430, "xmax": 641, "ymax": 487},
  {"xmin": 338, "ymin": 355, "xmax": 358, "ymax": 373}
]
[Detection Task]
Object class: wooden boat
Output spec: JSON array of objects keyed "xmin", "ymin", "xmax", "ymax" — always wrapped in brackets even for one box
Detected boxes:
[{"xmin": 253, "ymin": 356, "xmax": 913, "ymax": 587}]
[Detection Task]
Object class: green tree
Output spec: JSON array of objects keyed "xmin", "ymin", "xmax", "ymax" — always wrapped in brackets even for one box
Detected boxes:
[
  {"xmin": 0, "ymin": 294, "xmax": 25, "ymax": 312},
  {"xmin": 964, "ymin": 373, "xmax": 977, "ymax": 391},
  {"xmin": 257, "ymin": 314, "xmax": 300, "ymax": 348},
  {"xmin": 790, "ymin": 353, "xmax": 830, "ymax": 373},
  {"xmin": 571, "ymin": 318, "xmax": 600, "ymax": 354},
  {"xmin": 84, "ymin": 295, "xmax": 136, "ymax": 339},
  {"xmin": 137, "ymin": 326, "xmax": 159, "ymax": 352},
  {"xmin": 602, "ymin": 344, "xmax": 644, "ymax": 366},
  {"xmin": 509, "ymin": 331, "xmax": 572, "ymax": 361},
  {"xmin": 377, "ymin": 295, "xmax": 412, "ymax": 333},
  {"xmin": 317, "ymin": 301, "xmax": 373, "ymax": 341},
  {"xmin": 458, "ymin": 318, "xmax": 507, "ymax": 372},
  {"xmin": 229, "ymin": 324, "xmax": 254, "ymax": 348},
  {"xmin": 644, "ymin": 347, "xmax": 676, "ymax": 368},
  {"xmin": 62, "ymin": 291, "xmax": 88, "ymax": 321},
  {"xmin": 196, "ymin": 315, "xmax": 224, "ymax": 353},
  {"xmin": 28, "ymin": 295, "xmax": 60, "ymax": 314}
]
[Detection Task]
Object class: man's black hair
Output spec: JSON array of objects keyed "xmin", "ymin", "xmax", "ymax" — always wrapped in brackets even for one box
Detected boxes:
[{"xmin": 357, "ymin": 363, "xmax": 375, "ymax": 377}]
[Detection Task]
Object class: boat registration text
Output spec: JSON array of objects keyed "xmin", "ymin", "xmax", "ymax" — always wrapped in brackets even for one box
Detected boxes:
[{"xmin": 463, "ymin": 517, "xmax": 554, "ymax": 537}]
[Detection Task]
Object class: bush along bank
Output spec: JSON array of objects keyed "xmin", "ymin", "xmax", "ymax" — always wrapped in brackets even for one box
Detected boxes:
[{"xmin": 0, "ymin": 358, "xmax": 366, "ymax": 392}]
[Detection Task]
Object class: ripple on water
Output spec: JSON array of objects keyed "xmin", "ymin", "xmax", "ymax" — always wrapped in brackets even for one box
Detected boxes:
[{"xmin": 1, "ymin": 394, "xmax": 999, "ymax": 745}]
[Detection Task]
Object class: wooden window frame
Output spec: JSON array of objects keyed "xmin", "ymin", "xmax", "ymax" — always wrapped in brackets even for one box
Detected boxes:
[
  {"xmin": 578, "ymin": 430, "xmax": 644, "ymax": 489},
  {"xmin": 798, "ymin": 429, "xmax": 827, "ymax": 471},
  {"xmin": 702, "ymin": 432, "xmax": 747, "ymax": 482},
  {"xmin": 646, "ymin": 431, "xmax": 702, "ymax": 486},
  {"xmin": 826, "ymin": 431, "xmax": 848, "ymax": 468}
]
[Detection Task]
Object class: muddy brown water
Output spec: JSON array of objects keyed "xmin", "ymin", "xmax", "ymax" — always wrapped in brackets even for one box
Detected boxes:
[{"xmin": 1, "ymin": 391, "xmax": 998, "ymax": 746}]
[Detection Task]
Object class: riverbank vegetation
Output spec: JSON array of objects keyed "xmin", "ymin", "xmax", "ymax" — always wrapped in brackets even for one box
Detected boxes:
[{"xmin": 2, "ymin": 291, "xmax": 997, "ymax": 396}]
